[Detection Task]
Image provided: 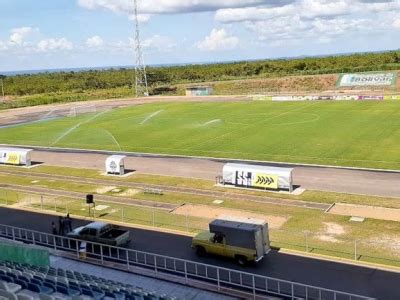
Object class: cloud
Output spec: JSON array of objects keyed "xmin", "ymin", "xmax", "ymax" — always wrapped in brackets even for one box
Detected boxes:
[
  {"xmin": 9, "ymin": 27, "xmax": 38, "ymax": 45},
  {"xmin": 142, "ymin": 35, "xmax": 177, "ymax": 52},
  {"xmin": 394, "ymin": 18, "xmax": 400, "ymax": 29},
  {"xmin": 214, "ymin": 0, "xmax": 400, "ymax": 45},
  {"xmin": 198, "ymin": 28, "xmax": 239, "ymax": 51},
  {"xmin": 37, "ymin": 38, "xmax": 74, "ymax": 52},
  {"xmin": 77, "ymin": 0, "xmax": 270, "ymax": 15},
  {"xmin": 86, "ymin": 35, "xmax": 104, "ymax": 47}
]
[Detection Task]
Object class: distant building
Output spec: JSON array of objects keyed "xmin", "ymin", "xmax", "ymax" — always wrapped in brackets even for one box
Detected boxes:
[{"xmin": 185, "ymin": 86, "xmax": 213, "ymax": 96}]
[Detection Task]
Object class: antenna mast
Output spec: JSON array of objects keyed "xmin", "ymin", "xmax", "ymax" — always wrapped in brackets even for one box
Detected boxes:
[{"xmin": 134, "ymin": 0, "xmax": 149, "ymax": 97}]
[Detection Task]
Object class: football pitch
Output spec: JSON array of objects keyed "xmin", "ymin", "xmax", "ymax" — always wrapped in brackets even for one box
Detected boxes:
[{"xmin": 1, "ymin": 100, "xmax": 400, "ymax": 170}]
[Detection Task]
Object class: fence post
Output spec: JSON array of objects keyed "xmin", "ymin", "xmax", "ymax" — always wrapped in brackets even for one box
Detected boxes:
[
  {"xmin": 217, "ymin": 268, "xmax": 220, "ymax": 291},
  {"xmin": 354, "ymin": 240, "xmax": 357, "ymax": 261},
  {"xmin": 152, "ymin": 208, "xmax": 155, "ymax": 227},
  {"xmin": 41, "ymin": 195, "xmax": 43, "ymax": 210},
  {"xmin": 54, "ymin": 198, "xmax": 57, "ymax": 212},
  {"xmin": 305, "ymin": 231, "xmax": 309, "ymax": 253},
  {"xmin": 75, "ymin": 240, "xmax": 79, "ymax": 258},
  {"xmin": 184, "ymin": 261, "xmax": 188, "ymax": 283},
  {"xmin": 185, "ymin": 213, "xmax": 189, "ymax": 232},
  {"xmin": 252, "ymin": 275, "xmax": 256, "ymax": 299},
  {"xmin": 121, "ymin": 207, "xmax": 124, "ymax": 223}
]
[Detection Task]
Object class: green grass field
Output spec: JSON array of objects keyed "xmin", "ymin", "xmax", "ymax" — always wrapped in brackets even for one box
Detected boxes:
[{"xmin": 1, "ymin": 100, "xmax": 400, "ymax": 169}]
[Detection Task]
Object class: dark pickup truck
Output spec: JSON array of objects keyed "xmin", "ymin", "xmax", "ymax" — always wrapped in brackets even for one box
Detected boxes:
[{"xmin": 67, "ymin": 222, "xmax": 130, "ymax": 246}]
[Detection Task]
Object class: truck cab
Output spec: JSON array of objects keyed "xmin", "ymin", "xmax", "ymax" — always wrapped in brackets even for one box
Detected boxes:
[{"xmin": 192, "ymin": 217, "xmax": 270, "ymax": 266}]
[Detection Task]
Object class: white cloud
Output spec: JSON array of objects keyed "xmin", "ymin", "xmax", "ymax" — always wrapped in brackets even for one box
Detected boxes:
[
  {"xmin": 86, "ymin": 35, "xmax": 104, "ymax": 47},
  {"xmin": 9, "ymin": 27, "xmax": 37, "ymax": 45},
  {"xmin": 77, "ymin": 0, "xmax": 269, "ymax": 15},
  {"xmin": 394, "ymin": 18, "xmax": 400, "ymax": 29},
  {"xmin": 0, "ymin": 41, "xmax": 7, "ymax": 51},
  {"xmin": 215, "ymin": 0, "xmax": 400, "ymax": 45},
  {"xmin": 37, "ymin": 38, "xmax": 74, "ymax": 52},
  {"xmin": 142, "ymin": 35, "xmax": 177, "ymax": 52},
  {"xmin": 198, "ymin": 28, "xmax": 239, "ymax": 51}
]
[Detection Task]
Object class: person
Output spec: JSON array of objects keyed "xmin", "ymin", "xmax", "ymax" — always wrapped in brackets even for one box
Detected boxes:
[
  {"xmin": 58, "ymin": 216, "xmax": 65, "ymax": 235},
  {"xmin": 51, "ymin": 222, "xmax": 57, "ymax": 235},
  {"xmin": 65, "ymin": 213, "xmax": 72, "ymax": 233}
]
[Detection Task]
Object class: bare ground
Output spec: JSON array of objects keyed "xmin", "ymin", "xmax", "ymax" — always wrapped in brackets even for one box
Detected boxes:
[
  {"xmin": 171, "ymin": 203, "xmax": 289, "ymax": 229},
  {"xmin": 316, "ymin": 222, "xmax": 346, "ymax": 243},
  {"xmin": 328, "ymin": 203, "xmax": 400, "ymax": 222}
]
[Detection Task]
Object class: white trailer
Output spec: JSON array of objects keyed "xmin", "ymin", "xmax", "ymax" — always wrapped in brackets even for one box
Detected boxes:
[
  {"xmin": 105, "ymin": 155, "xmax": 126, "ymax": 175},
  {"xmin": 0, "ymin": 148, "xmax": 32, "ymax": 167},
  {"xmin": 222, "ymin": 163, "xmax": 294, "ymax": 192}
]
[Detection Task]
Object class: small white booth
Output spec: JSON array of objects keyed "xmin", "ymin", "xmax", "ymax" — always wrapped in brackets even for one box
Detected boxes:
[
  {"xmin": 105, "ymin": 155, "xmax": 127, "ymax": 175},
  {"xmin": 221, "ymin": 163, "xmax": 294, "ymax": 192},
  {"xmin": 0, "ymin": 147, "xmax": 32, "ymax": 167}
]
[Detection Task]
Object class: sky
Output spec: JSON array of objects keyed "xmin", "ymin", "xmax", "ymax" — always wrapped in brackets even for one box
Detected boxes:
[{"xmin": 0, "ymin": 0, "xmax": 400, "ymax": 72}]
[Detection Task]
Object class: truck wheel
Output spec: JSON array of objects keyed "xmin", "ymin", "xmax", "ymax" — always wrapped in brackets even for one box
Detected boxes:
[
  {"xmin": 235, "ymin": 255, "xmax": 247, "ymax": 266},
  {"xmin": 195, "ymin": 246, "xmax": 206, "ymax": 257}
]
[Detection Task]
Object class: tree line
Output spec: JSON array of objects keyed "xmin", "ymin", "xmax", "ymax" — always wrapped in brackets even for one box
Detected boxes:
[{"xmin": 2, "ymin": 50, "xmax": 400, "ymax": 96}]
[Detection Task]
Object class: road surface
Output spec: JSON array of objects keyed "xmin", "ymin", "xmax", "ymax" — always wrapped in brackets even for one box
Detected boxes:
[{"xmin": 0, "ymin": 207, "xmax": 399, "ymax": 299}]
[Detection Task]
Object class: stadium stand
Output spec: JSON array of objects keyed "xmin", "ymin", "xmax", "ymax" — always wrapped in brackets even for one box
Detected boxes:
[{"xmin": 0, "ymin": 260, "xmax": 177, "ymax": 300}]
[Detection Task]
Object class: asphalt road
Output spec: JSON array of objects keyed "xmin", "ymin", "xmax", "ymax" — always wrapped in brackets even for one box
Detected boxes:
[
  {"xmin": 1, "ymin": 207, "xmax": 399, "ymax": 299},
  {"xmin": 28, "ymin": 150, "xmax": 400, "ymax": 198}
]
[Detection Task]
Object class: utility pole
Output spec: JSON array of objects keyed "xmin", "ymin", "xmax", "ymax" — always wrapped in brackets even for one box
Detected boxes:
[{"xmin": 133, "ymin": 0, "xmax": 149, "ymax": 97}]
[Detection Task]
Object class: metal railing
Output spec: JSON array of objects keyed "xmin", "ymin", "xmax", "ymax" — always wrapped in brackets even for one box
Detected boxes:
[
  {"xmin": 0, "ymin": 224, "xmax": 373, "ymax": 300},
  {"xmin": 1, "ymin": 191, "xmax": 399, "ymax": 268}
]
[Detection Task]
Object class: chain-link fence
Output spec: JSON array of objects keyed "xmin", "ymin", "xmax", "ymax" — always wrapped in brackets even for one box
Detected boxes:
[{"xmin": 1, "ymin": 189, "xmax": 399, "ymax": 268}]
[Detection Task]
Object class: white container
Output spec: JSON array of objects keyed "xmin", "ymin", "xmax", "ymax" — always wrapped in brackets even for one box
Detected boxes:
[
  {"xmin": 105, "ymin": 155, "xmax": 126, "ymax": 175},
  {"xmin": 0, "ymin": 148, "xmax": 32, "ymax": 166},
  {"xmin": 222, "ymin": 163, "xmax": 293, "ymax": 192}
]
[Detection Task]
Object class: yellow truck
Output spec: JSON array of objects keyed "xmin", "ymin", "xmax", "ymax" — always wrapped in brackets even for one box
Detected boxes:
[{"xmin": 192, "ymin": 217, "xmax": 270, "ymax": 266}]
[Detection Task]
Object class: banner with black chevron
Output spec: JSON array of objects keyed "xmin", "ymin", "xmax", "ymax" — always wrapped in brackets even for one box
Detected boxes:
[{"xmin": 252, "ymin": 173, "xmax": 278, "ymax": 189}]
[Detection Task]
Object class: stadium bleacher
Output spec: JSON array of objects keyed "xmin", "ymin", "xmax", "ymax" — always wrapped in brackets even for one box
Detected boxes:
[{"xmin": 0, "ymin": 260, "xmax": 176, "ymax": 300}]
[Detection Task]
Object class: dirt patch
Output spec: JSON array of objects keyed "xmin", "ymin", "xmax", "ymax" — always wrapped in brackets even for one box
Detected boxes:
[
  {"xmin": 316, "ymin": 222, "xmax": 345, "ymax": 243},
  {"xmin": 324, "ymin": 222, "xmax": 345, "ymax": 235},
  {"xmin": 328, "ymin": 203, "xmax": 400, "ymax": 222},
  {"xmin": 95, "ymin": 186, "xmax": 117, "ymax": 194},
  {"xmin": 318, "ymin": 235, "xmax": 340, "ymax": 243},
  {"xmin": 171, "ymin": 204, "xmax": 288, "ymax": 229},
  {"xmin": 118, "ymin": 189, "xmax": 141, "ymax": 197},
  {"xmin": 368, "ymin": 235, "xmax": 400, "ymax": 255}
]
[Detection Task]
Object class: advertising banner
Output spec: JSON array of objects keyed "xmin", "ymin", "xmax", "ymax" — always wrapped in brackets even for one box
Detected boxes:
[
  {"xmin": 252, "ymin": 173, "xmax": 279, "ymax": 189},
  {"xmin": 0, "ymin": 151, "xmax": 21, "ymax": 165},
  {"xmin": 253, "ymin": 95, "xmax": 273, "ymax": 101},
  {"xmin": 357, "ymin": 95, "xmax": 384, "ymax": 101},
  {"xmin": 384, "ymin": 95, "xmax": 400, "ymax": 100},
  {"xmin": 338, "ymin": 73, "xmax": 396, "ymax": 87}
]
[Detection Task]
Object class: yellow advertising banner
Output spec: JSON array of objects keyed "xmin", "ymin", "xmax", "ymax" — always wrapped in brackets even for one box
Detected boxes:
[
  {"xmin": 253, "ymin": 173, "xmax": 278, "ymax": 189},
  {"xmin": 6, "ymin": 152, "xmax": 20, "ymax": 165}
]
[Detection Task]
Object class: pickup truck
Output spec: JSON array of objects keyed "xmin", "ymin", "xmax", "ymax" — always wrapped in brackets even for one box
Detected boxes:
[
  {"xmin": 192, "ymin": 217, "xmax": 270, "ymax": 266},
  {"xmin": 67, "ymin": 222, "xmax": 130, "ymax": 247}
]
